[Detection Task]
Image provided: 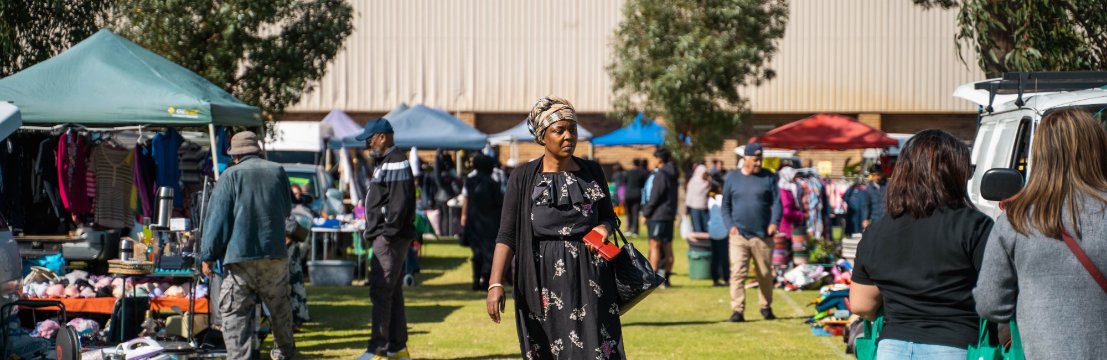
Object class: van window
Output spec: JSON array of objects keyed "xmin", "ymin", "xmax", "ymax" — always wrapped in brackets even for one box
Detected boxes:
[{"xmin": 1011, "ymin": 118, "xmax": 1032, "ymax": 178}]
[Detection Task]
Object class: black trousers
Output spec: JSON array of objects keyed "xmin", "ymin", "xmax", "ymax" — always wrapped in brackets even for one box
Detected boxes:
[
  {"xmin": 624, "ymin": 199, "xmax": 642, "ymax": 236},
  {"xmin": 368, "ymin": 235, "xmax": 413, "ymax": 355},
  {"xmin": 710, "ymin": 238, "xmax": 730, "ymax": 282}
]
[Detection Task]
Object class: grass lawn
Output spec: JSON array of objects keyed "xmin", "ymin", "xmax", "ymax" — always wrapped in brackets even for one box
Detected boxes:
[{"xmin": 283, "ymin": 230, "xmax": 850, "ymax": 359}]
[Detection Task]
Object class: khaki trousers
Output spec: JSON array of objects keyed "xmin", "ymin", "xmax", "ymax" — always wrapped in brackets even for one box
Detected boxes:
[{"xmin": 728, "ymin": 233, "xmax": 774, "ymax": 313}]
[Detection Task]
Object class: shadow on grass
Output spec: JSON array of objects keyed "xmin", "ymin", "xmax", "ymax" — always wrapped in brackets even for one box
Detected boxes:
[
  {"xmin": 410, "ymin": 253, "xmax": 468, "ymax": 284},
  {"xmin": 623, "ymin": 320, "xmax": 722, "ymax": 327},
  {"xmin": 424, "ymin": 354, "xmax": 518, "ymax": 360},
  {"xmin": 308, "ymin": 303, "xmax": 463, "ymax": 325}
]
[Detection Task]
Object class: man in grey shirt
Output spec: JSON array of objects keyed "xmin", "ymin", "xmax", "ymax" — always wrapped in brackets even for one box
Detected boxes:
[{"xmin": 721, "ymin": 143, "xmax": 781, "ymax": 322}]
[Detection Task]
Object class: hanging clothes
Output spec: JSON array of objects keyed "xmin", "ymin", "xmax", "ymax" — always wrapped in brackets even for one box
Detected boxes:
[
  {"xmin": 91, "ymin": 145, "xmax": 134, "ymax": 229},
  {"xmin": 133, "ymin": 142, "xmax": 157, "ymax": 222},
  {"xmin": 152, "ymin": 128, "xmax": 184, "ymax": 208},
  {"xmin": 57, "ymin": 129, "xmax": 91, "ymax": 220},
  {"xmin": 33, "ymin": 137, "xmax": 66, "ymax": 226}
]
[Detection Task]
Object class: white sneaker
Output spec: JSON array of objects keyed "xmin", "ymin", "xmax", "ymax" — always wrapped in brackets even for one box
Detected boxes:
[{"xmin": 403, "ymin": 274, "xmax": 415, "ymax": 287}]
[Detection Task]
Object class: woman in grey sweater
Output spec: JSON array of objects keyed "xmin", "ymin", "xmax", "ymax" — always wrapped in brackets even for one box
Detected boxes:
[{"xmin": 975, "ymin": 108, "xmax": 1107, "ymax": 359}]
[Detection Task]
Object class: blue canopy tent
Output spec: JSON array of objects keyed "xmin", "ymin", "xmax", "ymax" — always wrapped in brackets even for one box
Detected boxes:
[
  {"xmin": 383, "ymin": 102, "xmax": 410, "ymax": 120},
  {"xmin": 328, "ymin": 104, "xmax": 487, "ymax": 150},
  {"xmin": 489, "ymin": 118, "xmax": 596, "ymax": 162},
  {"xmin": 591, "ymin": 113, "xmax": 665, "ymax": 146},
  {"xmin": 320, "ymin": 108, "xmax": 362, "ymax": 140},
  {"xmin": 0, "ymin": 102, "xmax": 21, "ymax": 141},
  {"xmin": 488, "ymin": 119, "xmax": 594, "ymax": 144}
]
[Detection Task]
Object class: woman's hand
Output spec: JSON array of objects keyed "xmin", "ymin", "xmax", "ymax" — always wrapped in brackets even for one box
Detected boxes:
[
  {"xmin": 486, "ymin": 287, "xmax": 506, "ymax": 323},
  {"xmin": 584, "ymin": 224, "xmax": 611, "ymax": 253}
]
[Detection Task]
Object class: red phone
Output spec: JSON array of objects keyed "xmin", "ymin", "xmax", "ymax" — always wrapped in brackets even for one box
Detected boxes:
[{"xmin": 583, "ymin": 229, "xmax": 622, "ymax": 261}]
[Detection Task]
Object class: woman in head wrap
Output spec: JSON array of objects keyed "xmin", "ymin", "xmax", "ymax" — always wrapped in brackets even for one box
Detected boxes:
[
  {"xmin": 775, "ymin": 166, "xmax": 807, "ymax": 269},
  {"xmin": 486, "ymin": 96, "xmax": 625, "ymax": 359}
]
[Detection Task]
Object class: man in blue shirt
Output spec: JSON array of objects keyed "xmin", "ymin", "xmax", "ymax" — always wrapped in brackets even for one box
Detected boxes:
[
  {"xmin": 861, "ymin": 164, "xmax": 888, "ymax": 229},
  {"xmin": 201, "ymin": 131, "xmax": 296, "ymax": 360},
  {"xmin": 721, "ymin": 143, "xmax": 782, "ymax": 322}
]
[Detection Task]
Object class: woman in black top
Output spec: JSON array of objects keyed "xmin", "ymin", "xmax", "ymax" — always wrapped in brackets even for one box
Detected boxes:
[
  {"xmin": 849, "ymin": 129, "xmax": 994, "ymax": 359},
  {"xmin": 486, "ymin": 96, "xmax": 624, "ymax": 360}
]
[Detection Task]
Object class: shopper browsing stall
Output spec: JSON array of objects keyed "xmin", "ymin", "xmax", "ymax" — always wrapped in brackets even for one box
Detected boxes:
[{"xmin": 201, "ymin": 131, "xmax": 296, "ymax": 360}]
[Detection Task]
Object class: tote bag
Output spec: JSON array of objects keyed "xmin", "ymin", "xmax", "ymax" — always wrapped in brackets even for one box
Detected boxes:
[{"xmin": 855, "ymin": 314, "xmax": 883, "ymax": 360}]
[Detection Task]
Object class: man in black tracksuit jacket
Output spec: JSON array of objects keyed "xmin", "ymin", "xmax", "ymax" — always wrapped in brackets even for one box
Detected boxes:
[
  {"xmin": 356, "ymin": 119, "xmax": 417, "ymax": 360},
  {"xmin": 642, "ymin": 148, "xmax": 679, "ymax": 288}
]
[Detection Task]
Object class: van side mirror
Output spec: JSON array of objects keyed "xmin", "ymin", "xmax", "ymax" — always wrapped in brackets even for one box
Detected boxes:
[{"xmin": 980, "ymin": 168, "xmax": 1024, "ymax": 201}]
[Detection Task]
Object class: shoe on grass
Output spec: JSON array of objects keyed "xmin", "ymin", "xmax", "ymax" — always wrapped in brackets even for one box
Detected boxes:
[
  {"xmin": 390, "ymin": 348, "xmax": 411, "ymax": 360},
  {"xmin": 355, "ymin": 352, "xmax": 389, "ymax": 360},
  {"xmin": 729, "ymin": 311, "xmax": 745, "ymax": 322},
  {"xmin": 761, "ymin": 308, "xmax": 776, "ymax": 320}
]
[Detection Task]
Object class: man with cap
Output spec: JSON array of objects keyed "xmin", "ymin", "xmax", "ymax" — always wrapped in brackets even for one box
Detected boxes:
[
  {"xmin": 201, "ymin": 131, "xmax": 296, "ymax": 359},
  {"xmin": 355, "ymin": 119, "xmax": 416, "ymax": 360},
  {"xmin": 721, "ymin": 143, "xmax": 782, "ymax": 322}
]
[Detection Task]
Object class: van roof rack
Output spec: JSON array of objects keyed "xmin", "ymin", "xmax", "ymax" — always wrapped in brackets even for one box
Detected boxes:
[{"xmin": 973, "ymin": 71, "xmax": 1107, "ymax": 112}]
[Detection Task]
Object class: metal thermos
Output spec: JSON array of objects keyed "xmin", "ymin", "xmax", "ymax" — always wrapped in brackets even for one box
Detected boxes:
[
  {"xmin": 156, "ymin": 186, "xmax": 174, "ymax": 228},
  {"xmin": 119, "ymin": 238, "xmax": 134, "ymax": 261}
]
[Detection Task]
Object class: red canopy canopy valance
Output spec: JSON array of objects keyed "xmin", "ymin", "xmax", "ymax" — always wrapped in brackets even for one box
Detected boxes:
[{"xmin": 751, "ymin": 113, "xmax": 899, "ymax": 150}]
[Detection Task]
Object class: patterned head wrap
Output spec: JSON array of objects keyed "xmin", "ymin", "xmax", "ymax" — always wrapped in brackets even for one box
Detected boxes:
[{"xmin": 527, "ymin": 96, "xmax": 577, "ymax": 145}]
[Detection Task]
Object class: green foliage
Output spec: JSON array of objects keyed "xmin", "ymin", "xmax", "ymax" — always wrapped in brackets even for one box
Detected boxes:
[
  {"xmin": 915, "ymin": 0, "xmax": 1107, "ymax": 77},
  {"xmin": 0, "ymin": 0, "xmax": 112, "ymax": 77},
  {"xmin": 112, "ymin": 0, "xmax": 355, "ymax": 120},
  {"xmin": 609, "ymin": 0, "xmax": 788, "ymax": 164}
]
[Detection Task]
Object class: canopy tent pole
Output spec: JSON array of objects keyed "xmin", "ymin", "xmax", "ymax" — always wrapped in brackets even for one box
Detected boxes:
[
  {"xmin": 209, "ymin": 124, "xmax": 220, "ymax": 181},
  {"xmin": 588, "ymin": 142, "xmax": 594, "ymax": 160}
]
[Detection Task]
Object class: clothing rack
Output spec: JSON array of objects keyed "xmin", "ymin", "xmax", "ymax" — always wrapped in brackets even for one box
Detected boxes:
[{"xmin": 19, "ymin": 124, "xmax": 147, "ymax": 133}]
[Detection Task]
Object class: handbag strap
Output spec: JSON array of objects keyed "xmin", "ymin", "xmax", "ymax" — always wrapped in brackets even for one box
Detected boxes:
[{"xmin": 1061, "ymin": 230, "xmax": 1107, "ymax": 294}]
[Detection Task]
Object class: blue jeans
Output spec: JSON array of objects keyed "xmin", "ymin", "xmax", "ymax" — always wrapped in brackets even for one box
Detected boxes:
[
  {"xmin": 688, "ymin": 208, "xmax": 710, "ymax": 233},
  {"xmin": 876, "ymin": 339, "xmax": 967, "ymax": 360}
]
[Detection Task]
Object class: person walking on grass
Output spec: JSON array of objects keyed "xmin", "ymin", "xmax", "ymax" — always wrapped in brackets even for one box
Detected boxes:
[
  {"xmin": 721, "ymin": 143, "xmax": 781, "ymax": 322},
  {"xmin": 355, "ymin": 119, "xmax": 417, "ymax": 360},
  {"xmin": 622, "ymin": 158, "xmax": 648, "ymax": 237},
  {"xmin": 201, "ymin": 131, "xmax": 296, "ymax": 360},
  {"xmin": 849, "ymin": 129, "xmax": 994, "ymax": 359},
  {"xmin": 643, "ymin": 148, "xmax": 679, "ymax": 288},
  {"xmin": 486, "ymin": 96, "xmax": 625, "ymax": 359}
]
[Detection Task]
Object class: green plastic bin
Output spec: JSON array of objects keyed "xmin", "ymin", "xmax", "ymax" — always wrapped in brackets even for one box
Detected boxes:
[{"xmin": 687, "ymin": 250, "xmax": 712, "ymax": 280}]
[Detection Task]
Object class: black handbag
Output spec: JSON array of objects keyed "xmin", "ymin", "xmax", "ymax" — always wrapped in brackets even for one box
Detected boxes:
[{"xmin": 610, "ymin": 225, "xmax": 664, "ymax": 315}]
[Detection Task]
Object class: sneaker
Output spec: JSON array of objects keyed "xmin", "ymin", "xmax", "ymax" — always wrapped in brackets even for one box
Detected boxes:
[
  {"xmin": 390, "ymin": 348, "xmax": 411, "ymax": 360},
  {"xmin": 761, "ymin": 308, "xmax": 776, "ymax": 320},
  {"xmin": 354, "ymin": 352, "xmax": 389, "ymax": 360},
  {"xmin": 403, "ymin": 274, "xmax": 415, "ymax": 287},
  {"xmin": 729, "ymin": 312, "xmax": 745, "ymax": 322}
]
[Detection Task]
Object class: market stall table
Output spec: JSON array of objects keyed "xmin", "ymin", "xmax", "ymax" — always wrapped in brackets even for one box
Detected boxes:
[
  {"xmin": 19, "ymin": 296, "xmax": 209, "ymax": 315},
  {"xmin": 309, "ymin": 226, "xmax": 363, "ymax": 286}
]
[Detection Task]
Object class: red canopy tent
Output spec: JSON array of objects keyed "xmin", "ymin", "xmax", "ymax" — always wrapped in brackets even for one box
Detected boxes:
[{"xmin": 751, "ymin": 113, "xmax": 899, "ymax": 150}]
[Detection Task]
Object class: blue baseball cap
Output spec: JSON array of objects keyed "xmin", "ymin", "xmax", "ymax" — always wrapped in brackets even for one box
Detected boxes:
[
  {"xmin": 354, "ymin": 118, "xmax": 394, "ymax": 141},
  {"xmin": 744, "ymin": 143, "xmax": 763, "ymax": 156}
]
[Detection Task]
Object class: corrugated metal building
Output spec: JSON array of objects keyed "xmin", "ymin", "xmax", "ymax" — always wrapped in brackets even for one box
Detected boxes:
[{"xmin": 284, "ymin": 0, "xmax": 986, "ymax": 174}]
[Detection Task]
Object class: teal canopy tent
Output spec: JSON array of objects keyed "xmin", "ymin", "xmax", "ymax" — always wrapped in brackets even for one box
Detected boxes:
[
  {"xmin": 0, "ymin": 102, "xmax": 21, "ymax": 140},
  {"xmin": 0, "ymin": 29, "xmax": 261, "ymax": 127}
]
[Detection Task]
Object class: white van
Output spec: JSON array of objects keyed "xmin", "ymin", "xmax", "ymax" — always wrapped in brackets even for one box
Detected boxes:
[{"xmin": 956, "ymin": 72, "xmax": 1107, "ymax": 218}]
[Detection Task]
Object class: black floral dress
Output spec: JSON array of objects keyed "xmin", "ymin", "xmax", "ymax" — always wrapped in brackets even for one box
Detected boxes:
[{"xmin": 516, "ymin": 171, "xmax": 625, "ymax": 360}]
